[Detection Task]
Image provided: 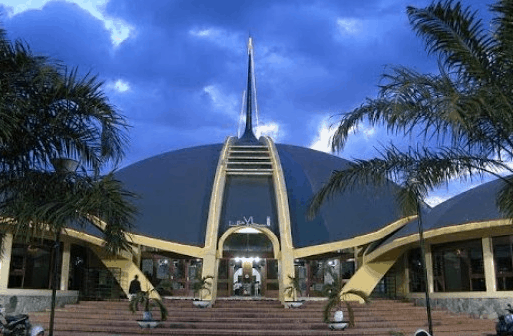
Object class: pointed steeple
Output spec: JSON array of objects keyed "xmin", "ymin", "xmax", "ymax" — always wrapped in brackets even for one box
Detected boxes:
[{"xmin": 238, "ymin": 37, "xmax": 259, "ymax": 144}]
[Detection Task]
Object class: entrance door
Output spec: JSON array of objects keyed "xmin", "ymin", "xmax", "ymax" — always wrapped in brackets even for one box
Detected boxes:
[
  {"xmin": 233, "ymin": 258, "xmax": 262, "ymax": 296},
  {"xmin": 217, "ymin": 257, "xmax": 279, "ymax": 297},
  {"xmin": 218, "ymin": 228, "xmax": 275, "ymax": 297}
]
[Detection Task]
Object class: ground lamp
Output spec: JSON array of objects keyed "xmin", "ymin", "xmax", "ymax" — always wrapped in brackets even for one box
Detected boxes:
[{"xmin": 48, "ymin": 158, "xmax": 79, "ymax": 336}]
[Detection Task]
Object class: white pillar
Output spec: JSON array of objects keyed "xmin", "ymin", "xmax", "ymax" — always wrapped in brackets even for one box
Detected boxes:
[
  {"xmin": 0, "ymin": 233, "xmax": 13, "ymax": 290},
  {"xmin": 60, "ymin": 241, "xmax": 71, "ymax": 290},
  {"xmin": 403, "ymin": 252, "xmax": 410, "ymax": 295},
  {"xmin": 424, "ymin": 244, "xmax": 434, "ymax": 293},
  {"xmin": 482, "ymin": 237, "xmax": 496, "ymax": 293}
]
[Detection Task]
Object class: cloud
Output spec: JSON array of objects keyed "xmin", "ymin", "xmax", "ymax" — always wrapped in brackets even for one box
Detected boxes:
[
  {"xmin": 336, "ymin": 18, "xmax": 360, "ymax": 35},
  {"xmin": 107, "ymin": 79, "xmax": 130, "ymax": 93},
  {"xmin": 203, "ymin": 84, "xmax": 239, "ymax": 117},
  {"xmin": 188, "ymin": 26, "xmax": 245, "ymax": 53},
  {"xmin": 308, "ymin": 114, "xmax": 378, "ymax": 155},
  {"xmin": 2, "ymin": 0, "xmax": 134, "ymax": 47},
  {"xmin": 255, "ymin": 122, "xmax": 282, "ymax": 141},
  {"xmin": 424, "ymin": 195, "xmax": 451, "ymax": 207},
  {"xmin": 309, "ymin": 115, "xmax": 336, "ymax": 153}
]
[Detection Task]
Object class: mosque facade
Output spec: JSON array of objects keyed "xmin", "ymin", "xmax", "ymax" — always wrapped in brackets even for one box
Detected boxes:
[{"xmin": 0, "ymin": 39, "xmax": 512, "ymax": 319}]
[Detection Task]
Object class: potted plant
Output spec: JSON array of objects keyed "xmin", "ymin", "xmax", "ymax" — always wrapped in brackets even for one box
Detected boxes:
[
  {"xmin": 284, "ymin": 274, "xmax": 305, "ymax": 308},
  {"xmin": 129, "ymin": 287, "xmax": 168, "ymax": 328},
  {"xmin": 322, "ymin": 269, "xmax": 369, "ymax": 330},
  {"xmin": 192, "ymin": 275, "xmax": 213, "ymax": 308}
]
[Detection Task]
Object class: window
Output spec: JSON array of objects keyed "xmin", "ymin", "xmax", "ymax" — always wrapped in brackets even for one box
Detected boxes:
[
  {"xmin": 432, "ymin": 239, "xmax": 485, "ymax": 292},
  {"xmin": 408, "ymin": 248, "xmax": 426, "ymax": 293},
  {"xmin": 266, "ymin": 259, "xmax": 278, "ymax": 280},
  {"xmin": 493, "ymin": 235, "xmax": 513, "ymax": 290},
  {"xmin": 69, "ymin": 244, "xmax": 88, "ymax": 291},
  {"xmin": 8, "ymin": 240, "xmax": 60, "ymax": 289}
]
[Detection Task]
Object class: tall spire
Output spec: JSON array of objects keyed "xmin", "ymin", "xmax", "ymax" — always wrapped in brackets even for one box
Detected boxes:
[{"xmin": 238, "ymin": 37, "xmax": 259, "ymax": 144}]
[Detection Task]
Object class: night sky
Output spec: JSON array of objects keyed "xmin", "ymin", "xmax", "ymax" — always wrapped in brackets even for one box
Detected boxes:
[{"xmin": 0, "ymin": 0, "xmax": 496, "ymax": 205}]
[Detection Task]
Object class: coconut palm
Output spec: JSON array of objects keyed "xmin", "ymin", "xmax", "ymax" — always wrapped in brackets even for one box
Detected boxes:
[
  {"xmin": 0, "ymin": 170, "xmax": 137, "ymax": 254},
  {"xmin": 129, "ymin": 287, "xmax": 168, "ymax": 321},
  {"xmin": 0, "ymin": 23, "xmax": 135, "ymax": 253},
  {"xmin": 322, "ymin": 267, "xmax": 369, "ymax": 327},
  {"xmin": 309, "ymin": 0, "xmax": 513, "ymax": 219}
]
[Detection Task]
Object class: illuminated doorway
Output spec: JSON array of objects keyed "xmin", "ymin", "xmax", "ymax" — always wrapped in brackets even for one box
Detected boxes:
[{"xmin": 217, "ymin": 227, "xmax": 278, "ymax": 297}]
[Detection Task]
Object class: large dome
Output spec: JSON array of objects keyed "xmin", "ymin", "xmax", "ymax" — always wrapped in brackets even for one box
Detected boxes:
[{"xmin": 116, "ymin": 142, "xmax": 405, "ymax": 248}]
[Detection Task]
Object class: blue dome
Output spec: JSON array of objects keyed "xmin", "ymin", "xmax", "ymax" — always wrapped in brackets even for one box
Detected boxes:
[
  {"xmin": 384, "ymin": 177, "xmax": 508, "ymax": 243},
  {"xmin": 116, "ymin": 143, "xmax": 405, "ymax": 247}
]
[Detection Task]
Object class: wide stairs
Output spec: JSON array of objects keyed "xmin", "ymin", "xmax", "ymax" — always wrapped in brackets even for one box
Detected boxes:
[{"xmin": 29, "ymin": 298, "xmax": 496, "ymax": 336}]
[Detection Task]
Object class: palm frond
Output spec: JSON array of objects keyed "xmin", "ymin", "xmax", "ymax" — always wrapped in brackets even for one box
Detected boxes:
[
  {"xmin": 308, "ymin": 145, "xmax": 508, "ymax": 218},
  {"xmin": 496, "ymin": 175, "xmax": 513, "ymax": 220},
  {"xmin": 0, "ymin": 169, "xmax": 138, "ymax": 254},
  {"xmin": 407, "ymin": 1, "xmax": 494, "ymax": 81},
  {"xmin": 491, "ymin": 0, "xmax": 513, "ymax": 73},
  {"xmin": 284, "ymin": 275, "xmax": 302, "ymax": 301},
  {"xmin": 129, "ymin": 290, "xmax": 168, "ymax": 321},
  {"xmin": 321, "ymin": 268, "xmax": 370, "ymax": 326}
]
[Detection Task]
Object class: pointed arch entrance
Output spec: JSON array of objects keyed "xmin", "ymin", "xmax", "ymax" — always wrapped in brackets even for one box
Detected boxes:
[{"xmin": 217, "ymin": 226, "xmax": 280, "ymax": 297}]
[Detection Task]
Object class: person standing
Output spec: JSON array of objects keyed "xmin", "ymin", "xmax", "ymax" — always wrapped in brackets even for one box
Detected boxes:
[{"xmin": 128, "ymin": 275, "xmax": 141, "ymax": 300}]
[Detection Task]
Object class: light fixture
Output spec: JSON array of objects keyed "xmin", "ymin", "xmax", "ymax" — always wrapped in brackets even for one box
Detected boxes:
[{"xmin": 237, "ymin": 227, "xmax": 260, "ymax": 234}]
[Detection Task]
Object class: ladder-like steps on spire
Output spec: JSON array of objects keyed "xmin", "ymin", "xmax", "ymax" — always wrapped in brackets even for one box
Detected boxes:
[{"xmin": 226, "ymin": 144, "xmax": 273, "ymax": 176}]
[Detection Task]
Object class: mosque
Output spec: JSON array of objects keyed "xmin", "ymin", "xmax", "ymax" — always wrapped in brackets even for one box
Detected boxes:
[{"xmin": 1, "ymin": 38, "xmax": 512, "ymax": 318}]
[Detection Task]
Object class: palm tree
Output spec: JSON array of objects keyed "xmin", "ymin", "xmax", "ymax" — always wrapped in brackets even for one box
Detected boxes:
[
  {"xmin": 309, "ymin": 0, "xmax": 513, "ymax": 220},
  {"xmin": 0, "ymin": 23, "xmax": 134, "ymax": 253},
  {"xmin": 308, "ymin": 2, "xmax": 513, "ymax": 335},
  {"xmin": 322, "ymin": 267, "xmax": 369, "ymax": 327},
  {"xmin": 129, "ymin": 284, "xmax": 170, "ymax": 321},
  {"xmin": 0, "ymin": 23, "xmax": 137, "ymax": 336},
  {"xmin": 0, "ymin": 170, "xmax": 137, "ymax": 253}
]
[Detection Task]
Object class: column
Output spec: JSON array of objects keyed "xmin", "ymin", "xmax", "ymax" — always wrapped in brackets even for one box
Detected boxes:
[
  {"xmin": 424, "ymin": 244, "xmax": 434, "ymax": 293},
  {"xmin": 200, "ymin": 253, "xmax": 217, "ymax": 300},
  {"xmin": 482, "ymin": 237, "xmax": 496, "ymax": 292},
  {"xmin": 0, "ymin": 233, "xmax": 13, "ymax": 290},
  {"xmin": 279, "ymin": 249, "xmax": 295, "ymax": 301},
  {"xmin": 60, "ymin": 241, "xmax": 71, "ymax": 290},
  {"xmin": 403, "ymin": 252, "xmax": 410, "ymax": 295}
]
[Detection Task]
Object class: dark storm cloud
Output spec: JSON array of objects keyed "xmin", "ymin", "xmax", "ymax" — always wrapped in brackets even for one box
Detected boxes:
[
  {"xmin": 0, "ymin": 0, "xmax": 496, "ymax": 174},
  {"xmin": 4, "ymin": 1, "xmax": 112, "ymax": 73}
]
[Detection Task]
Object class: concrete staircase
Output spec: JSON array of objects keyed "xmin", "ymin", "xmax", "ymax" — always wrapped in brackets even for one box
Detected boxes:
[{"xmin": 28, "ymin": 298, "xmax": 496, "ymax": 336}]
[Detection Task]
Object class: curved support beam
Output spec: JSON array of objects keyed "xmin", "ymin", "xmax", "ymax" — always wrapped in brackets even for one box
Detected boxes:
[
  {"xmin": 129, "ymin": 233, "xmax": 203, "ymax": 258},
  {"xmin": 204, "ymin": 136, "xmax": 234, "ymax": 251},
  {"xmin": 262, "ymin": 136, "xmax": 295, "ymax": 302},
  {"xmin": 217, "ymin": 225, "xmax": 280, "ymax": 259},
  {"xmin": 99, "ymin": 256, "xmax": 160, "ymax": 299},
  {"xmin": 340, "ymin": 248, "xmax": 403, "ymax": 303},
  {"xmin": 294, "ymin": 216, "xmax": 416, "ymax": 259},
  {"xmin": 65, "ymin": 228, "xmax": 203, "ymax": 258},
  {"xmin": 201, "ymin": 136, "xmax": 234, "ymax": 301},
  {"xmin": 366, "ymin": 218, "xmax": 513, "ymax": 263}
]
